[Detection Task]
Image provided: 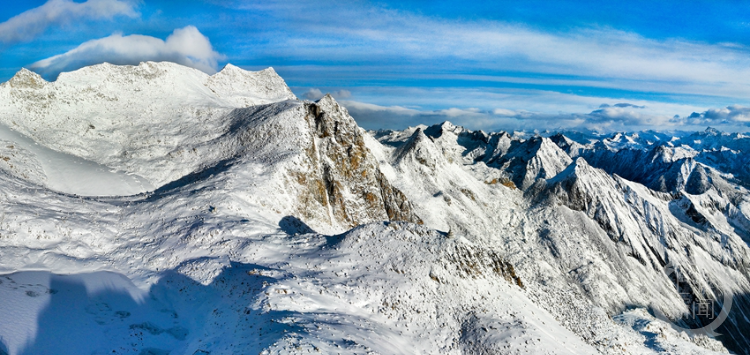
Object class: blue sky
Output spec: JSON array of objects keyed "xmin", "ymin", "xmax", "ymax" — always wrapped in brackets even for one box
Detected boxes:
[{"xmin": 3, "ymin": 0, "xmax": 750, "ymax": 132}]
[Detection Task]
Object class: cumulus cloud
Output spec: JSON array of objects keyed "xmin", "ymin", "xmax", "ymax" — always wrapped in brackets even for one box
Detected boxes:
[
  {"xmin": 303, "ymin": 88, "xmax": 352, "ymax": 100},
  {"xmin": 684, "ymin": 105, "xmax": 750, "ymax": 125},
  {"xmin": 303, "ymin": 88, "xmax": 324, "ymax": 100},
  {"xmin": 0, "ymin": 0, "xmax": 138, "ymax": 43},
  {"xmin": 586, "ymin": 107, "xmax": 644, "ymax": 122},
  {"xmin": 334, "ymin": 89, "xmax": 352, "ymax": 99},
  {"xmin": 30, "ymin": 26, "xmax": 224, "ymax": 79},
  {"xmin": 580, "ymin": 106, "xmax": 661, "ymax": 130},
  {"xmin": 306, "ymin": 84, "xmax": 708, "ymax": 132},
  {"xmin": 495, "ymin": 103, "xmax": 667, "ymax": 131}
]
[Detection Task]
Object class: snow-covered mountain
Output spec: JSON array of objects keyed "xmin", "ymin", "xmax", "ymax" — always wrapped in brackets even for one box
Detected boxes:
[
  {"xmin": 0, "ymin": 62, "xmax": 749, "ymax": 354},
  {"xmin": 373, "ymin": 121, "xmax": 750, "ymax": 354}
]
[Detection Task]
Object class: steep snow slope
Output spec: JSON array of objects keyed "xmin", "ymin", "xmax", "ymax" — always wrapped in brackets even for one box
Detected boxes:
[{"xmin": 371, "ymin": 133, "xmax": 723, "ymax": 353}]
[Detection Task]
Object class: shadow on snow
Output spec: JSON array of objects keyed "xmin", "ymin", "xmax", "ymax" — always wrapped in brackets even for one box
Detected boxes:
[{"xmin": 6, "ymin": 262, "xmax": 305, "ymax": 355}]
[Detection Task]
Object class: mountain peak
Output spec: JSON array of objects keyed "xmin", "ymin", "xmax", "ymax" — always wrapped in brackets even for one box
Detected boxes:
[
  {"xmin": 313, "ymin": 94, "xmax": 347, "ymax": 121},
  {"xmin": 547, "ymin": 157, "xmax": 591, "ymax": 184},
  {"xmin": 548, "ymin": 133, "xmax": 582, "ymax": 154},
  {"xmin": 205, "ymin": 63, "xmax": 296, "ymax": 106},
  {"xmin": 423, "ymin": 120, "xmax": 464, "ymax": 138},
  {"xmin": 316, "ymin": 93, "xmax": 336, "ymax": 104},
  {"xmin": 219, "ymin": 63, "xmax": 242, "ymax": 72},
  {"xmin": 7, "ymin": 68, "xmax": 46, "ymax": 89},
  {"xmin": 394, "ymin": 127, "xmax": 443, "ymax": 169},
  {"xmin": 301, "ymin": 95, "xmax": 422, "ymax": 227},
  {"xmin": 440, "ymin": 120, "xmax": 456, "ymax": 130},
  {"xmin": 217, "ymin": 63, "xmax": 279, "ymax": 76},
  {"xmin": 486, "ymin": 135, "xmax": 573, "ymax": 190},
  {"xmin": 411, "ymin": 126, "xmax": 429, "ymax": 140},
  {"xmin": 705, "ymin": 126, "xmax": 721, "ymax": 136}
]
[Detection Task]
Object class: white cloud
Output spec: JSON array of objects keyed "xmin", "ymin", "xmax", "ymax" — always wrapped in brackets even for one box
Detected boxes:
[
  {"xmin": 333, "ymin": 89, "xmax": 352, "ymax": 99},
  {"xmin": 341, "ymin": 100, "xmax": 510, "ymax": 131},
  {"xmin": 302, "ymin": 88, "xmax": 352, "ymax": 100},
  {"xmin": 30, "ymin": 26, "xmax": 225, "ymax": 79},
  {"xmin": 341, "ymin": 100, "xmax": 420, "ymax": 116},
  {"xmin": 436, "ymin": 107, "xmax": 483, "ymax": 118},
  {"xmin": 492, "ymin": 108, "xmax": 517, "ymax": 116},
  {"xmin": 340, "ymin": 95, "xmax": 706, "ymax": 132},
  {"xmin": 303, "ymin": 88, "xmax": 324, "ymax": 100},
  {"xmin": 250, "ymin": 2, "xmax": 750, "ymax": 100},
  {"xmin": 685, "ymin": 105, "xmax": 750, "ymax": 125},
  {"xmin": 318, "ymin": 84, "xmax": 715, "ymax": 132},
  {"xmin": 600, "ymin": 103, "xmax": 646, "ymax": 109},
  {"xmin": 0, "ymin": 0, "xmax": 138, "ymax": 43}
]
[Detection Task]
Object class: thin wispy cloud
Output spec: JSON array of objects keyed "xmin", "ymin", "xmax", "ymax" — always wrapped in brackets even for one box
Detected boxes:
[
  {"xmin": 30, "ymin": 26, "xmax": 224, "ymax": 79},
  {"xmin": 246, "ymin": 1, "xmax": 750, "ymax": 100},
  {"xmin": 317, "ymin": 85, "xmax": 702, "ymax": 130},
  {"xmin": 0, "ymin": 0, "xmax": 138, "ymax": 44},
  {"xmin": 342, "ymin": 97, "xmax": 704, "ymax": 132},
  {"xmin": 343, "ymin": 100, "xmax": 525, "ymax": 131},
  {"xmin": 600, "ymin": 103, "xmax": 646, "ymax": 109}
]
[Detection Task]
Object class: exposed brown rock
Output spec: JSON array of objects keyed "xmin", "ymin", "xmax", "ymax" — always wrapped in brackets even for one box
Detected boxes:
[
  {"xmin": 297, "ymin": 94, "xmax": 422, "ymax": 228},
  {"xmin": 7, "ymin": 69, "xmax": 46, "ymax": 89}
]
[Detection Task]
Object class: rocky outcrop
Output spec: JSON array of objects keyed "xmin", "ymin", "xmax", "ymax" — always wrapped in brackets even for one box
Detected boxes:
[
  {"xmin": 297, "ymin": 95, "xmax": 422, "ymax": 228},
  {"xmin": 0, "ymin": 141, "xmax": 46, "ymax": 185},
  {"xmin": 5, "ymin": 68, "xmax": 46, "ymax": 89}
]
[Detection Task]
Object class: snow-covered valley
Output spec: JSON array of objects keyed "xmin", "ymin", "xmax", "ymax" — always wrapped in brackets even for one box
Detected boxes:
[{"xmin": 1, "ymin": 62, "xmax": 749, "ymax": 354}]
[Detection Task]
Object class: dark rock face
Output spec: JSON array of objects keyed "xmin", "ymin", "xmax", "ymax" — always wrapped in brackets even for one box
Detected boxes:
[
  {"xmin": 298, "ymin": 95, "xmax": 422, "ymax": 228},
  {"xmin": 685, "ymin": 165, "xmax": 713, "ymax": 195}
]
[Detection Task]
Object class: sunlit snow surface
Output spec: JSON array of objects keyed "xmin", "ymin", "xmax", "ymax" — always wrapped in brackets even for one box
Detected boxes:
[
  {"xmin": 0, "ymin": 123, "xmax": 153, "ymax": 196},
  {"xmin": 0, "ymin": 225, "xmax": 600, "ymax": 355}
]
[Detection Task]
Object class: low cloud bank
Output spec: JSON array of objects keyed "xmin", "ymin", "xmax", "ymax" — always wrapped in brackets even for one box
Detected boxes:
[
  {"xmin": 679, "ymin": 105, "xmax": 750, "ymax": 125},
  {"xmin": 342, "ymin": 99, "xmax": 749, "ymax": 132}
]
